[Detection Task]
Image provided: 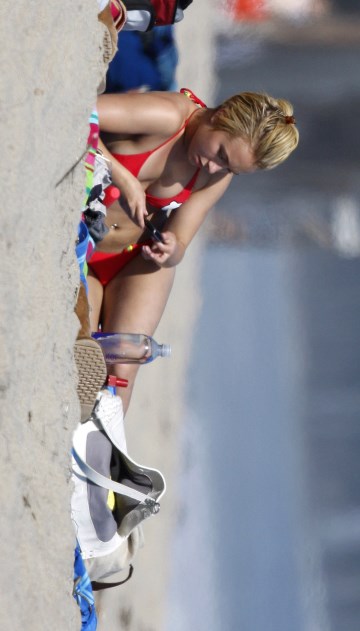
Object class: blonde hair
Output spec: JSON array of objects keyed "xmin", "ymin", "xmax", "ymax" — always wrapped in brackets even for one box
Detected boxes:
[{"xmin": 213, "ymin": 92, "xmax": 299, "ymax": 170}]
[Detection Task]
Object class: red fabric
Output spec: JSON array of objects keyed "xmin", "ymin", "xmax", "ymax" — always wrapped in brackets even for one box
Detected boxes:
[
  {"xmin": 145, "ymin": 169, "xmax": 200, "ymax": 209},
  {"xmin": 88, "ymin": 243, "xmax": 146, "ymax": 286},
  {"xmin": 111, "ymin": 96, "xmax": 205, "ymax": 209},
  {"xmin": 111, "ymin": 121, "xmax": 188, "ymax": 179},
  {"xmin": 180, "ymin": 88, "xmax": 207, "ymax": 109},
  {"xmin": 150, "ymin": 0, "xmax": 178, "ymax": 26}
]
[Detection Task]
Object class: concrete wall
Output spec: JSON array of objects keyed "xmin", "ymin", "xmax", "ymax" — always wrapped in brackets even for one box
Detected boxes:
[
  {"xmin": 0, "ymin": 2, "xmax": 216, "ymax": 628},
  {"xmin": 0, "ymin": 2, "xmax": 105, "ymax": 628}
]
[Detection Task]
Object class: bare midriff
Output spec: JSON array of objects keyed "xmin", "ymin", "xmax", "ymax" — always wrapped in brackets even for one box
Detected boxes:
[{"xmin": 95, "ymin": 202, "xmax": 156, "ymax": 253}]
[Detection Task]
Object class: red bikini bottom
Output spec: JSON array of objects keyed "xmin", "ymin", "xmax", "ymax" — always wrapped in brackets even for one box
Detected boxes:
[{"xmin": 88, "ymin": 241, "xmax": 150, "ymax": 287}]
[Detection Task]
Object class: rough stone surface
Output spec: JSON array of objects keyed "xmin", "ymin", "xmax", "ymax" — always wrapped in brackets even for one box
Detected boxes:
[
  {"xmin": 0, "ymin": 2, "xmax": 105, "ymax": 629},
  {"xmin": 0, "ymin": 1, "xmax": 215, "ymax": 628}
]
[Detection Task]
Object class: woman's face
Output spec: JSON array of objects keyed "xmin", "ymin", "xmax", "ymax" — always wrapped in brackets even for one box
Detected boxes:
[{"xmin": 187, "ymin": 121, "xmax": 256, "ymax": 176}]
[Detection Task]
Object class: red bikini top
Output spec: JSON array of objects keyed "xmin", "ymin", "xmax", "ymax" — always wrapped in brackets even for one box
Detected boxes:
[{"xmin": 111, "ymin": 89, "xmax": 205, "ymax": 210}]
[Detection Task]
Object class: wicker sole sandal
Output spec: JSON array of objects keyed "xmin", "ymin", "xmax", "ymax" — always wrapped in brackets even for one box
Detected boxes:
[
  {"xmin": 74, "ymin": 338, "xmax": 108, "ymax": 422},
  {"xmin": 98, "ymin": 0, "xmax": 127, "ymax": 64}
]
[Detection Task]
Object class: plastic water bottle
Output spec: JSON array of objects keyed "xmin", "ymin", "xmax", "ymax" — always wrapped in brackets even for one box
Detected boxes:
[{"xmin": 92, "ymin": 332, "xmax": 171, "ymax": 364}]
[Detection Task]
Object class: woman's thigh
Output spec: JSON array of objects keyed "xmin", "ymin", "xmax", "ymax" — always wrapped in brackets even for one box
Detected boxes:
[
  {"xmin": 102, "ymin": 254, "xmax": 175, "ymax": 335},
  {"xmin": 100, "ymin": 254, "xmax": 175, "ymax": 413}
]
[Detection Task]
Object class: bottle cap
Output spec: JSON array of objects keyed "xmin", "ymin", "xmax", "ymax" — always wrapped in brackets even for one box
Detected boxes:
[
  {"xmin": 106, "ymin": 375, "xmax": 129, "ymax": 388},
  {"xmin": 160, "ymin": 344, "xmax": 171, "ymax": 358},
  {"xmin": 103, "ymin": 185, "xmax": 120, "ymax": 208}
]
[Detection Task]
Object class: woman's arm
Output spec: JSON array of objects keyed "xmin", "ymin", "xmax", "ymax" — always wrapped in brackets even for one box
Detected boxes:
[
  {"xmin": 96, "ymin": 92, "xmax": 187, "ymax": 227},
  {"xmin": 97, "ymin": 136, "xmax": 149, "ymax": 227},
  {"xmin": 142, "ymin": 172, "xmax": 233, "ymax": 267},
  {"xmin": 97, "ymin": 91, "xmax": 185, "ymax": 137}
]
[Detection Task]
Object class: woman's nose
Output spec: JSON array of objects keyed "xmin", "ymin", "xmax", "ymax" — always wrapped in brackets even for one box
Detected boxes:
[{"xmin": 207, "ymin": 160, "xmax": 222, "ymax": 174}]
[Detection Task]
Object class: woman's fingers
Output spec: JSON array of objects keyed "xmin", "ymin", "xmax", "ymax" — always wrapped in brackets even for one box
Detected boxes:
[
  {"xmin": 126, "ymin": 195, "xmax": 147, "ymax": 227},
  {"xmin": 121, "ymin": 178, "xmax": 148, "ymax": 227},
  {"xmin": 142, "ymin": 244, "xmax": 166, "ymax": 262},
  {"xmin": 141, "ymin": 231, "xmax": 177, "ymax": 266},
  {"xmin": 135, "ymin": 204, "xmax": 148, "ymax": 228}
]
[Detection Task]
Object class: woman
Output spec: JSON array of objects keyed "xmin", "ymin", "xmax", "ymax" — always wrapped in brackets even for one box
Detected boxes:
[{"xmin": 87, "ymin": 88, "xmax": 299, "ymax": 413}]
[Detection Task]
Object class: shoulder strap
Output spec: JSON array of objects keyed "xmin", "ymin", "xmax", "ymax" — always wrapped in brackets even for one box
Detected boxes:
[
  {"xmin": 91, "ymin": 565, "xmax": 134, "ymax": 591},
  {"xmin": 180, "ymin": 88, "xmax": 207, "ymax": 109},
  {"xmin": 71, "ymin": 446, "xmax": 159, "ymax": 512}
]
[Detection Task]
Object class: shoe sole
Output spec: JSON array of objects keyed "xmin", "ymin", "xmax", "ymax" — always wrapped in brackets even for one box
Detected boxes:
[{"xmin": 74, "ymin": 338, "xmax": 107, "ymax": 421}]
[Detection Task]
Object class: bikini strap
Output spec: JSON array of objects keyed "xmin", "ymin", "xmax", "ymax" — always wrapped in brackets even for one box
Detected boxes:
[{"xmin": 180, "ymin": 88, "xmax": 207, "ymax": 109}]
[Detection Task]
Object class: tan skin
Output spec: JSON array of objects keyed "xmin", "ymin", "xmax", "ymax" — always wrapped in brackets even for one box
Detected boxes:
[{"xmin": 88, "ymin": 91, "xmax": 256, "ymax": 413}]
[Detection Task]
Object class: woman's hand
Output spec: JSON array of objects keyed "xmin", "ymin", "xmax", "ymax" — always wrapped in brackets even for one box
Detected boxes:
[
  {"xmin": 118, "ymin": 172, "xmax": 148, "ymax": 228},
  {"xmin": 141, "ymin": 231, "xmax": 182, "ymax": 267},
  {"xmin": 97, "ymin": 136, "xmax": 148, "ymax": 228}
]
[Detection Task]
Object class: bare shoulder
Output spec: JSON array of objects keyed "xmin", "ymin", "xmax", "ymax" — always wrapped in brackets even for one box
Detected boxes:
[
  {"xmin": 143, "ymin": 91, "xmax": 193, "ymax": 130},
  {"xmin": 97, "ymin": 91, "xmax": 197, "ymax": 137}
]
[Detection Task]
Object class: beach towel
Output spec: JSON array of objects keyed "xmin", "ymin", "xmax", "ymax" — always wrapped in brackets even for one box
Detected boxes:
[
  {"xmin": 73, "ymin": 544, "xmax": 98, "ymax": 630},
  {"xmin": 83, "ymin": 152, "xmax": 111, "ymax": 245},
  {"xmin": 84, "ymin": 110, "xmax": 100, "ymax": 205}
]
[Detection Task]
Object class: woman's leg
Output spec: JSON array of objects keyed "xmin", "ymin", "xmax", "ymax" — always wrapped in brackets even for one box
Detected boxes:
[
  {"xmin": 87, "ymin": 270, "xmax": 105, "ymax": 332},
  {"xmin": 102, "ymin": 254, "xmax": 175, "ymax": 414}
]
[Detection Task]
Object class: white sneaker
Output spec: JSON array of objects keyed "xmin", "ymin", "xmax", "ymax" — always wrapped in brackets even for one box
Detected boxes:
[{"xmin": 91, "ymin": 389, "xmax": 127, "ymax": 453}]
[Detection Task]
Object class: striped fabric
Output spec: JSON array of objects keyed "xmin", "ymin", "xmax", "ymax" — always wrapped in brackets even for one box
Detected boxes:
[
  {"xmin": 77, "ymin": 109, "xmax": 99, "ymax": 287},
  {"xmin": 76, "ymin": 221, "xmax": 94, "ymax": 290},
  {"xmin": 84, "ymin": 109, "xmax": 100, "ymax": 205}
]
